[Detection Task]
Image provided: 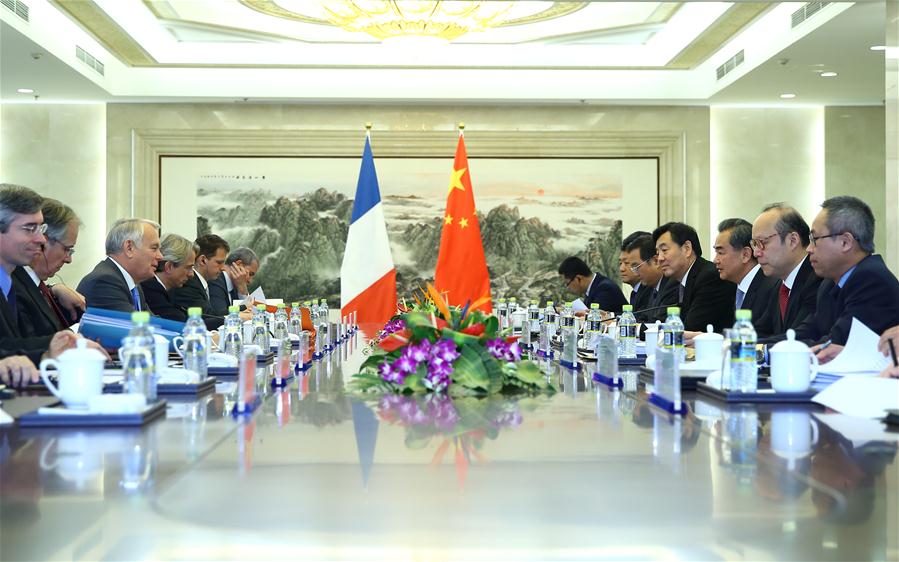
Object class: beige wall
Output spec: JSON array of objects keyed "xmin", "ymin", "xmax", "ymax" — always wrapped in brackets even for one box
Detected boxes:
[
  {"xmin": 710, "ymin": 107, "xmax": 825, "ymax": 247},
  {"xmin": 0, "ymin": 103, "xmax": 107, "ymax": 284},
  {"xmin": 825, "ymin": 106, "xmax": 887, "ymax": 257}
]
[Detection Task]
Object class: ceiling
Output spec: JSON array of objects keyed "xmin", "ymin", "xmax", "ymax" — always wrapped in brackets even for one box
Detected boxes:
[{"xmin": 0, "ymin": 1, "xmax": 888, "ymax": 105}]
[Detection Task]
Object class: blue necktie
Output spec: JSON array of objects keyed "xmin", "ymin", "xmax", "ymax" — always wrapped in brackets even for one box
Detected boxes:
[
  {"xmin": 735, "ymin": 288, "xmax": 745, "ymax": 310},
  {"xmin": 131, "ymin": 287, "xmax": 141, "ymax": 311}
]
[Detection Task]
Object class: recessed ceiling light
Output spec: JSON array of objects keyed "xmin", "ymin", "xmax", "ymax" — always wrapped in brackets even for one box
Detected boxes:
[
  {"xmin": 16, "ymin": 88, "xmax": 34, "ymax": 94},
  {"xmin": 820, "ymin": 71, "xmax": 838, "ymax": 77},
  {"xmin": 870, "ymin": 45, "xmax": 886, "ymax": 51},
  {"xmin": 780, "ymin": 93, "xmax": 796, "ymax": 99}
]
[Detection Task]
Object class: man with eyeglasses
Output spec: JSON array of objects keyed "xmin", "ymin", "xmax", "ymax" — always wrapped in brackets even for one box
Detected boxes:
[
  {"xmin": 621, "ymin": 233, "xmax": 678, "ymax": 324},
  {"xmin": 751, "ymin": 203, "xmax": 821, "ymax": 342},
  {"xmin": 797, "ymin": 196, "xmax": 899, "ymax": 360},
  {"xmin": 652, "ymin": 222, "xmax": 736, "ymax": 332},
  {"xmin": 620, "ymin": 231, "xmax": 651, "ymax": 310},
  {"xmin": 712, "ymin": 218, "xmax": 778, "ymax": 338},
  {"xmin": 0, "ymin": 184, "xmax": 106, "ymax": 387},
  {"xmin": 12, "ymin": 198, "xmax": 86, "ymax": 336},
  {"xmin": 558, "ymin": 256, "xmax": 627, "ymax": 316}
]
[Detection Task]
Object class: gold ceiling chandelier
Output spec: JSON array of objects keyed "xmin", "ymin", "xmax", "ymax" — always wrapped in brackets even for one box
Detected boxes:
[{"xmin": 318, "ymin": 1, "xmax": 516, "ymax": 41}]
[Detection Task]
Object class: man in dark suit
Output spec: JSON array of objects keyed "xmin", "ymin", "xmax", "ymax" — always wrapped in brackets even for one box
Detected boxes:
[
  {"xmin": 712, "ymin": 218, "xmax": 778, "ymax": 338},
  {"xmin": 751, "ymin": 203, "xmax": 822, "ymax": 343},
  {"xmin": 796, "ymin": 196, "xmax": 899, "ymax": 359},
  {"xmin": 13, "ymin": 198, "xmax": 84, "ymax": 337},
  {"xmin": 558, "ymin": 256, "xmax": 627, "ymax": 315},
  {"xmin": 619, "ymin": 231, "xmax": 651, "ymax": 311},
  {"xmin": 78, "ymin": 218, "xmax": 162, "ymax": 313},
  {"xmin": 141, "ymin": 233, "xmax": 198, "ymax": 322},
  {"xmin": 0, "ymin": 184, "xmax": 101, "ymax": 387},
  {"xmin": 621, "ymin": 233, "xmax": 678, "ymax": 324},
  {"xmin": 209, "ymin": 246, "xmax": 259, "ymax": 316},
  {"xmin": 170, "ymin": 234, "xmax": 230, "ymax": 328},
  {"xmin": 652, "ymin": 222, "xmax": 736, "ymax": 332}
]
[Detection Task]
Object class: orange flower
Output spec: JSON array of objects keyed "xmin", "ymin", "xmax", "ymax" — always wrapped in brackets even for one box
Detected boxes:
[{"xmin": 379, "ymin": 329, "xmax": 411, "ymax": 352}]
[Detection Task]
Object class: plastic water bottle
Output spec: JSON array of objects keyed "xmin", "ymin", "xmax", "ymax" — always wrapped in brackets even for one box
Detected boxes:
[
  {"xmin": 123, "ymin": 311, "xmax": 156, "ymax": 401},
  {"xmin": 253, "ymin": 304, "xmax": 270, "ymax": 350},
  {"xmin": 508, "ymin": 297, "xmax": 520, "ymax": 335},
  {"xmin": 273, "ymin": 303, "xmax": 289, "ymax": 341},
  {"xmin": 731, "ymin": 309, "xmax": 758, "ymax": 392},
  {"xmin": 310, "ymin": 299, "xmax": 321, "ymax": 325},
  {"xmin": 618, "ymin": 304, "xmax": 638, "ymax": 358},
  {"xmin": 539, "ymin": 301, "xmax": 557, "ymax": 354},
  {"xmin": 289, "ymin": 301, "xmax": 302, "ymax": 336},
  {"xmin": 495, "ymin": 298, "xmax": 508, "ymax": 331},
  {"xmin": 663, "ymin": 306, "xmax": 685, "ymax": 363},
  {"xmin": 585, "ymin": 303, "xmax": 603, "ymax": 351},
  {"xmin": 222, "ymin": 305, "xmax": 243, "ymax": 359},
  {"xmin": 559, "ymin": 301, "xmax": 577, "ymax": 365},
  {"xmin": 319, "ymin": 298, "xmax": 330, "ymax": 323},
  {"xmin": 524, "ymin": 299, "xmax": 540, "ymax": 349},
  {"xmin": 182, "ymin": 307, "xmax": 208, "ymax": 380}
]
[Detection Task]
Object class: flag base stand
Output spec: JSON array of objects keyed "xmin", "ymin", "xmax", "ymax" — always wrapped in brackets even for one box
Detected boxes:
[{"xmin": 593, "ymin": 372, "xmax": 623, "ymax": 388}]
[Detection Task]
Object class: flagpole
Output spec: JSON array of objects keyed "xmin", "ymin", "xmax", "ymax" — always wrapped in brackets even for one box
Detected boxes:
[
  {"xmin": 458, "ymin": 121, "xmax": 464, "ymax": 137},
  {"xmin": 365, "ymin": 122, "xmax": 372, "ymax": 141}
]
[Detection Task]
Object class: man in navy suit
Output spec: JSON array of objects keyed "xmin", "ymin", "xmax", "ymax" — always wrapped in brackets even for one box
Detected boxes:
[
  {"xmin": 795, "ymin": 196, "xmax": 899, "ymax": 361},
  {"xmin": 653, "ymin": 222, "xmax": 736, "ymax": 332},
  {"xmin": 751, "ymin": 203, "xmax": 822, "ymax": 343},
  {"xmin": 77, "ymin": 218, "xmax": 162, "ymax": 313},
  {"xmin": 209, "ymin": 247, "xmax": 259, "ymax": 316},
  {"xmin": 170, "ymin": 234, "xmax": 231, "ymax": 328},
  {"xmin": 711, "ymin": 218, "xmax": 778, "ymax": 338},
  {"xmin": 619, "ymin": 231, "xmax": 651, "ymax": 311},
  {"xmin": 621, "ymin": 233, "xmax": 678, "ymax": 324},
  {"xmin": 141, "ymin": 233, "xmax": 198, "ymax": 322},
  {"xmin": 558, "ymin": 256, "xmax": 627, "ymax": 315}
]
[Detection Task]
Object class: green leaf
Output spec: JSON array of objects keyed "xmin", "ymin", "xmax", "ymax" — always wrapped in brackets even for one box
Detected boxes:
[{"xmin": 440, "ymin": 327, "xmax": 482, "ymax": 347}]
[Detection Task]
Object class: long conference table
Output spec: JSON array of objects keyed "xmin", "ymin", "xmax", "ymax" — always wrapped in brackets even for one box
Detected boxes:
[{"xmin": 1, "ymin": 333, "xmax": 897, "ymax": 561}]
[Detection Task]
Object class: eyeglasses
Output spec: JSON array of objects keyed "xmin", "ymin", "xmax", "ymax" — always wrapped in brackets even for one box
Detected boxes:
[
  {"xmin": 629, "ymin": 257, "xmax": 653, "ymax": 273},
  {"xmin": 49, "ymin": 238, "xmax": 76, "ymax": 257},
  {"xmin": 809, "ymin": 232, "xmax": 846, "ymax": 246},
  {"xmin": 749, "ymin": 232, "xmax": 779, "ymax": 251},
  {"xmin": 20, "ymin": 223, "xmax": 48, "ymax": 236},
  {"xmin": 564, "ymin": 277, "xmax": 576, "ymax": 289}
]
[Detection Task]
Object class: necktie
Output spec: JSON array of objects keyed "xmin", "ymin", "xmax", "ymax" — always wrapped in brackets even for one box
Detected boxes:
[
  {"xmin": 678, "ymin": 283, "xmax": 684, "ymax": 303},
  {"xmin": 652, "ymin": 289, "xmax": 659, "ymax": 306},
  {"xmin": 39, "ymin": 281, "xmax": 69, "ymax": 328},
  {"xmin": 778, "ymin": 284, "xmax": 790, "ymax": 321},
  {"xmin": 629, "ymin": 288, "xmax": 638, "ymax": 307},
  {"xmin": 735, "ymin": 288, "xmax": 745, "ymax": 310},
  {"xmin": 131, "ymin": 287, "xmax": 141, "ymax": 311}
]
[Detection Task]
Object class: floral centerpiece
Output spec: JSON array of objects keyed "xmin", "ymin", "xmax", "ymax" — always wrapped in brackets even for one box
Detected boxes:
[{"xmin": 351, "ymin": 285, "xmax": 554, "ymax": 395}]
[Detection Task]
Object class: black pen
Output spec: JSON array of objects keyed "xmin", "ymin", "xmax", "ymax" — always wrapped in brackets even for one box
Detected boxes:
[{"xmin": 889, "ymin": 339, "xmax": 898, "ymax": 368}]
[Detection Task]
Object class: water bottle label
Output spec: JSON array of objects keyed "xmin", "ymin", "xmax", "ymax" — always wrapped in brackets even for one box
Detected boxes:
[{"xmin": 587, "ymin": 320, "xmax": 602, "ymax": 332}]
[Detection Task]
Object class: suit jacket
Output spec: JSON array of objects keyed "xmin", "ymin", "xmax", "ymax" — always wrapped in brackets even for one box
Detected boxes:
[
  {"xmin": 584, "ymin": 273, "xmax": 628, "ymax": 315},
  {"xmin": 12, "ymin": 267, "xmax": 65, "ymax": 337},
  {"xmin": 209, "ymin": 271, "xmax": 239, "ymax": 317},
  {"xmin": 629, "ymin": 283, "xmax": 653, "ymax": 312},
  {"xmin": 0, "ymin": 284, "xmax": 53, "ymax": 364},
  {"xmin": 638, "ymin": 275, "xmax": 680, "ymax": 325},
  {"xmin": 680, "ymin": 257, "xmax": 737, "ymax": 332},
  {"xmin": 740, "ymin": 268, "xmax": 779, "ymax": 339},
  {"xmin": 142, "ymin": 277, "xmax": 188, "ymax": 323},
  {"xmin": 77, "ymin": 258, "xmax": 149, "ymax": 313},
  {"xmin": 761, "ymin": 256, "xmax": 822, "ymax": 344},
  {"xmin": 168, "ymin": 274, "xmax": 224, "ymax": 329},
  {"xmin": 794, "ymin": 254, "xmax": 899, "ymax": 345}
]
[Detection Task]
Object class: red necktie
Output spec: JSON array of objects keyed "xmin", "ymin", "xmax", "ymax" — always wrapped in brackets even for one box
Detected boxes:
[
  {"xmin": 778, "ymin": 283, "xmax": 790, "ymax": 322},
  {"xmin": 38, "ymin": 281, "xmax": 70, "ymax": 328}
]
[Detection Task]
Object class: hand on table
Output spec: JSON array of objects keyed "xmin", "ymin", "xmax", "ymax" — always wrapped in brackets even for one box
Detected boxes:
[
  {"xmin": 683, "ymin": 330, "xmax": 701, "ymax": 347},
  {"xmin": 812, "ymin": 343, "xmax": 844, "ymax": 365},
  {"xmin": 879, "ymin": 365, "xmax": 899, "ymax": 379},
  {"xmin": 0, "ymin": 356, "xmax": 39, "ymax": 388}
]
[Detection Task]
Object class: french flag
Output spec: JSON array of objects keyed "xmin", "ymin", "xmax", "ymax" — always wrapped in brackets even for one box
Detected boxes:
[{"xmin": 341, "ymin": 135, "xmax": 397, "ymax": 337}]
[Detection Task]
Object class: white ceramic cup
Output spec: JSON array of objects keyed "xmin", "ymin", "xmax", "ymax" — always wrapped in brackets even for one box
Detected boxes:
[
  {"xmin": 771, "ymin": 411, "xmax": 819, "ymax": 460},
  {"xmin": 39, "ymin": 354, "xmax": 104, "ymax": 410},
  {"xmin": 694, "ymin": 325, "xmax": 724, "ymax": 367}
]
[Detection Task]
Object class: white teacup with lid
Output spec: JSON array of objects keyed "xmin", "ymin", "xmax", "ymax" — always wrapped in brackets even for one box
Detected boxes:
[
  {"xmin": 693, "ymin": 324, "xmax": 724, "ymax": 368},
  {"xmin": 769, "ymin": 329, "xmax": 819, "ymax": 392},
  {"xmin": 39, "ymin": 338, "xmax": 107, "ymax": 410}
]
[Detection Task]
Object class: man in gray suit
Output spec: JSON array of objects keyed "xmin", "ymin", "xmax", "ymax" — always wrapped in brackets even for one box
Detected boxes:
[{"xmin": 77, "ymin": 218, "xmax": 162, "ymax": 312}]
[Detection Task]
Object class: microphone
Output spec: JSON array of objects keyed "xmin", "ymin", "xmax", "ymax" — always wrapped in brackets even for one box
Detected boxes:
[{"xmin": 597, "ymin": 304, "xmax": 674, "ymax": 322}]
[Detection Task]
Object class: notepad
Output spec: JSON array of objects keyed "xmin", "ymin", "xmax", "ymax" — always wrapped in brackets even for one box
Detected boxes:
[{"xmin": 817, "ymin": 318, "xmax": 889, "ymax": 375}]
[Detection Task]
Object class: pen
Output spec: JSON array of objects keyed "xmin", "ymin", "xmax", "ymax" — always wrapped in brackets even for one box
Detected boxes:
[
  {"xmin": 818, "ymin": 339, "xmax": 832, "ymax": 352},
  {"xmin": 889, "ymin": 339, "xmax": 898, "ymax": 368}
]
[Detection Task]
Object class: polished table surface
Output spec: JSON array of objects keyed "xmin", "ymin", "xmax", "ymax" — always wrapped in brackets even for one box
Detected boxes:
[{"xmin": 1, "ymin": 335, "xmax": 897, "ymax": 561}]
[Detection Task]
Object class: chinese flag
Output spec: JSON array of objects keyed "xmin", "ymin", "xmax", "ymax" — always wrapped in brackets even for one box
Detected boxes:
[{"xmin": 434, "ymin": 134, "xmax": 492, "ymax": 312}]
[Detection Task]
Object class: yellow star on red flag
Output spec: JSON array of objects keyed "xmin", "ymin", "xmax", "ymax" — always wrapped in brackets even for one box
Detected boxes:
[{"xmin": 448, "ymin": 167, "xmax": 467, "ymax": 193}]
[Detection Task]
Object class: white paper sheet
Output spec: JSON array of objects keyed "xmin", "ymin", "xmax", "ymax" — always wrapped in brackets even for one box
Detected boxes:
[
  {"xmin": 813, "ymin": 413, "xmax": 899, "ymax": 444},
  {"xmin": 571, "ymin": 298, "xmax": 588, "ymax": 312},
  {"xmin": 812, "ymin": 376, "xmax": 899, "ymax": 418},
  {"xmin": 817, "ymin": 317, "xmax": 890, "ymax": 375},
  {"xmin": 249, "ymin": 286, "xmax": 266, "ymax": 303}
]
